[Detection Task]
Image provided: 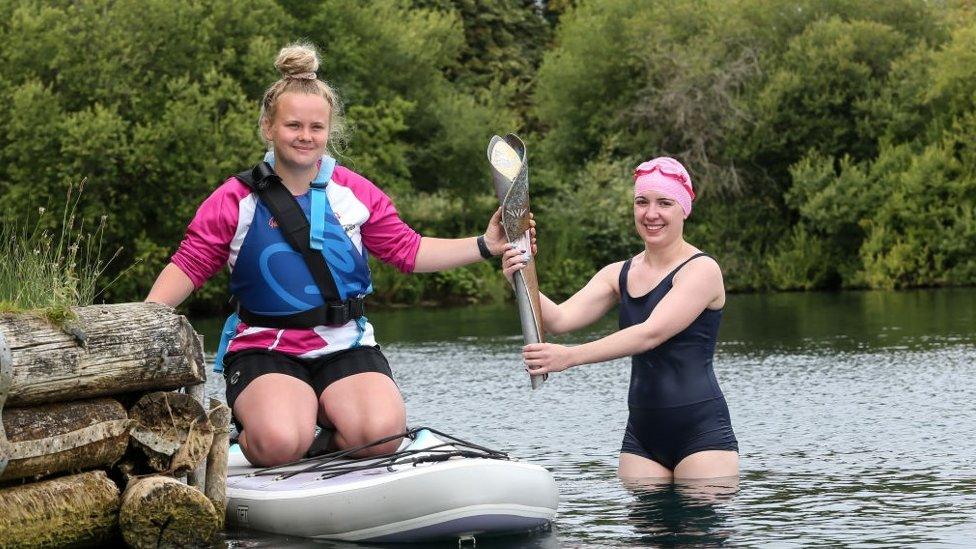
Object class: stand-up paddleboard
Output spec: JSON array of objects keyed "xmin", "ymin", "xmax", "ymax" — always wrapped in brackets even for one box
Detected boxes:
[
  {"xmin": 225, "ymin": 427, "xmax": 558, "ymax": 543},
  {"xmin": 488, "ymin": 134, "xmax": 547, "ymax": 389}
]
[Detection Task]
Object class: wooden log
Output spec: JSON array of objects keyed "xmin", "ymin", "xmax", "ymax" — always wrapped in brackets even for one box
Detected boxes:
[
  {"xmin": 0, "ymin": 470, "xmax": 120, "ymax": 547},
  {"xmin": 0, "ymin": 330, "xmax": 11, "ymax": 477},
  {"xmin": 129, "ymin": 391, "xmax": 213, "ymax": 476},
  {"xmin": 2, "ymin": 302, "xmax": 205, "ymax": 407},
  {"xmin": 0, "ymin": 398, "xmax": 130, "ymax": 483},
  {"xmin": 205, "ymin": 398, "xmax": 231, "ymax": 528},
  {"xmin": 119, "ymin": 475, "xmax": 219, "ymax": 549},
  {"xmin": 186, "ymin": 381, "xmax": 207, "ymax": 490}
]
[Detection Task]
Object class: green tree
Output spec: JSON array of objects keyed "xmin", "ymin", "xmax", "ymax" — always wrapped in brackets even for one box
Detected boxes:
[
  {"xmin": 305, "ymin": 1, "xmax": 516, "ymax": 208},
  {"xmin": 0, "ymin": 0, "xmax": 292, "ymax": 309},
  {"xmin": 413, "ymin": 0, "xmax": 549, "ymax": 88},
  {"xmin": 749, "ymin": 18, "xmax": 913, "ymax": 185},
  {"xmin": 778, "ymin": 17, "xmax": 976, "ymax": 290}
]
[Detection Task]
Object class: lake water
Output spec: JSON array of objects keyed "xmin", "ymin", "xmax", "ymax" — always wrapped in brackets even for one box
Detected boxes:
[{"xmin": 197, "ymin": 288, "xmax": 976, "ymax": 548}]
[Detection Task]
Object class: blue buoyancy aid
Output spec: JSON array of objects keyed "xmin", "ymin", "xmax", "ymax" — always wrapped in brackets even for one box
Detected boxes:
[{"xmin": 213, "ymin": 153, "xmax": 372, "ymax": 372}]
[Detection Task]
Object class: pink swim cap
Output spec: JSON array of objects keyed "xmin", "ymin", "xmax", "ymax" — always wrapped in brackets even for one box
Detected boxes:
[{"xmin": 633, "ymin": 157, "xmax": 695, "ymax": 218}]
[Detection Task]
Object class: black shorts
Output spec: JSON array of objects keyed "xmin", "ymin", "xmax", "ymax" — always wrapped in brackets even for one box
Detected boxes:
[
  {"xmin": 222, "ymin": 346, "xmax": 394, "ymax": 414},
  {"xmin": 620, "ymin": 397, "xmax": 738, "ymax": 470}
]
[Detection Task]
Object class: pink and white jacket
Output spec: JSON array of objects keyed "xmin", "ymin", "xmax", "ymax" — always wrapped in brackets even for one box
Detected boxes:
[{"xmin": 171, "ymin": 162, "xmax": 422, "ymax": 358}]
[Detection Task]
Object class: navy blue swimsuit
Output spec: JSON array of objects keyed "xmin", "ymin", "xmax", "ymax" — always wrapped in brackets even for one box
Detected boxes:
[{"xmin": 618, "ymin": 253, "xmax": 738, "ymax": 470}]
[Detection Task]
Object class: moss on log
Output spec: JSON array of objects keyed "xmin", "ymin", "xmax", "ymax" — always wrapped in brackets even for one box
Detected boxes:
[
  {"xmin": 129, "ymin": 392, "xmax": 213, "ymax": 476},
  {"xmin": 0, "ymin": 470, "xmax": 120, "ymax": 547},
  {"xmin": 119, "ymin": 475, "xmax": 218, "ymax": 549},
  {"xmin": 2, "ymin": 303, "xmax": 205, "ymax": 407},
  {"xmin": 1, "ymin": 398, "xmax": 130, "ymax": 483}
]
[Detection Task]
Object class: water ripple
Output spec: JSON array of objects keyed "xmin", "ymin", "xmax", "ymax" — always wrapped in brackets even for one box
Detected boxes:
[{"xmin": 201, "ymin": 290, "xmax": 976, "ymax": 547}]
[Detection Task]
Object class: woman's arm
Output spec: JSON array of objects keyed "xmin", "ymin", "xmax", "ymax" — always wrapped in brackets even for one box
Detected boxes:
[
  {"xmin": 144, "ymin": 179, "xmax": 242, "ymax": 308},
  {"xmin": 522, "ymin": 257, "xmax": 724, "ymax": 373},
  {"xmin": 412, "ymin": 236, "xmax": 488, "ymax": 273},
  {"xmin": 501, "ymin": 247, "xmax": 620, "ymax": 334},
  {"xmin": 413, "ymin": 209, "xmax": 535, "ymax": 273},
  {"xmin": 145, "ymin": 263, "xmax": 195, "ymax": 308}
]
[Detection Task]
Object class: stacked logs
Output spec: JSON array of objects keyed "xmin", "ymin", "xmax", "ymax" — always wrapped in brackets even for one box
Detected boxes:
[{"xmin": 0, "ymin": 302, "xmax": 230, "ymax": 548}]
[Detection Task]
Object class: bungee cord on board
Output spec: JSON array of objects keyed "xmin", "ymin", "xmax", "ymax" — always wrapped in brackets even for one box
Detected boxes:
[{"xmin": 241, "ymin": 426, "xmax": 511, "ymax": 481}]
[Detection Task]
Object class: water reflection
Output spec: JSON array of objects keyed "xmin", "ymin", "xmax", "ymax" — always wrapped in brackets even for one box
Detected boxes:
[
  {"xmin": 718, "ymin": 288, "xmax": 976, "ymax": 354},
  {"xmin": 195, "ymin": 289, "xmax": 976, "ymax": 547},
  {"xmin": 618, "ymin": 478, "xmax": 737, "ymax": 547},
  {"xmin": 196, "ymin": 289, "xmax": 975, "ymax": 356},
  {"xmin": 735, "ymin": 469, "xmax": 976, "ymax": 546}
]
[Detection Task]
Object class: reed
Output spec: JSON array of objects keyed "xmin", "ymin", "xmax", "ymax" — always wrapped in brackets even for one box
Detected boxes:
[{"xmin": 0, "ymin": 179, "xmax": 126, "ymax": 324}]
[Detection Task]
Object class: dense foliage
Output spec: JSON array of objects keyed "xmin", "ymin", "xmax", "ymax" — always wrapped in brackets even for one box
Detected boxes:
[{"xmin": 0, "ymin": 0, "xmax": 972, "ymax": 314}]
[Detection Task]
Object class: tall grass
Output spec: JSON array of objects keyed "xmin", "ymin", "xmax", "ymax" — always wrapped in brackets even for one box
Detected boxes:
[{"xmin": 0, "ymin": 179, "xmax": 125, "ymax": 324}]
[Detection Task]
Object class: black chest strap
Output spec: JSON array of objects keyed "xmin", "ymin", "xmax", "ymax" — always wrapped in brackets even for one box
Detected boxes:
[{"xmin": 234, "ymin": 162, "xmax": 364, "ymax": 328}]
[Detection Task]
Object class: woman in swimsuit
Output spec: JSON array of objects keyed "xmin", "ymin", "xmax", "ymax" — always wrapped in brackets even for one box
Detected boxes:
[{"xmin": 502, "ymin": 156, "xmax": 737, "ymax": 480}]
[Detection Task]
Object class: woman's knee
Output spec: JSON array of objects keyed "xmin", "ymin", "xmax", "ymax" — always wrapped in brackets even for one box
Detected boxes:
[
  {"xmin": 340, "ymin": 414, "xmax": 405, "ymax": 455},
  {"xmin": 319, "ymin": 372, "xmax": 405, "ymax": 454},
  {"xmin": 242, "ymin": 425, "xmax": 312, "ymax": 466},
  {"xmin": 359, "ymin": 412, "xmax": 405, "ymax": 440}
]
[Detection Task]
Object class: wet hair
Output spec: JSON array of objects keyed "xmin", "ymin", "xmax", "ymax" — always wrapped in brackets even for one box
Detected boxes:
[{"xmin": 259, "ymin": 41, "xmax": 346, "ymax": 153}]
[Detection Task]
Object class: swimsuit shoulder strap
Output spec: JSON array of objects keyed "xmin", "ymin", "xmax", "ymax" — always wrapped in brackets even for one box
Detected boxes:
[
  {"xmin": 618, "ymin": 258, "xmax": 633, "ymax": 299},
  {"xmin": 674, "ymin": 252, "xmax": 711, "ymax": 272},
  {"xmin": 666, "ymin": 252, "xmax": 712, "ymax": 283}
]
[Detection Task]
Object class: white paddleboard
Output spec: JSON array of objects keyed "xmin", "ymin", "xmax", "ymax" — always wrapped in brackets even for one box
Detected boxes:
[{"xmin": 225, "ymin": 428, "xmax": 559, "ymax": 543}]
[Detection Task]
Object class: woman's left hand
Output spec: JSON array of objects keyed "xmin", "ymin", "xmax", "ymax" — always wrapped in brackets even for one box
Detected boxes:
[
  {"xmin": 484, "ymin": 208, "xmax": 537, "ymax": 256},
  {"xmin": 522, "ymin": 343, "xmax": 575, "ymax": 374}
]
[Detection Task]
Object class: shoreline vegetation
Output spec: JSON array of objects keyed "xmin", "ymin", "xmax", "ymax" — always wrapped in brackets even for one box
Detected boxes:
[
  {"xmin": 0, "ymin": 0, "xmax": 973, "ymax": 317},
  {"xmin": 0, "ymin": 180, "xmax": 127, "ymax": 324}
]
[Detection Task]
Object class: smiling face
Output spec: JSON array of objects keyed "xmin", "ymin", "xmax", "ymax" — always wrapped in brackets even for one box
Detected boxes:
[
  {"xmin": 634, "ymin": 190, "xmax": 685, "ymax": 247},
  {"xmin": 261, "ymin": 92, "xmax": 331, "ymax": 171}
]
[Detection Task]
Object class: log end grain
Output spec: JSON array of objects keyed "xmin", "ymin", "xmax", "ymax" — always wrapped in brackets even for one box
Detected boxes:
[
  {"xmin": 119, "ymin": 476, "xmax": 219, "ymax": 549},
  {"xmin": 129, "ymin": 392, "xmax": 214, "ymax": 476}
]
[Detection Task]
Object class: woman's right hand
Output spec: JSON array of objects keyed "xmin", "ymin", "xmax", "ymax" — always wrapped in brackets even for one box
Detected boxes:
[{"xmin": 501, "ymin": 244, "xmax": 530, "ymax": 286}]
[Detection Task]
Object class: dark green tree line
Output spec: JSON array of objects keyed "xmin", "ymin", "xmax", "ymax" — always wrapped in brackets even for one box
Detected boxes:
[
  {"xmin": 0, "ymin": 0, "xmax": 973, "ymax": 314},
  {"xmin": 529, "ymin": 0, "xmax": 975, "ymax": 295}
]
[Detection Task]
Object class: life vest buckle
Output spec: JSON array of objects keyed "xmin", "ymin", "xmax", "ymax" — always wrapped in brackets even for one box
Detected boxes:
[{"xmin": 325, "ymin": 297, "xmax": 366, "ymax": 326}]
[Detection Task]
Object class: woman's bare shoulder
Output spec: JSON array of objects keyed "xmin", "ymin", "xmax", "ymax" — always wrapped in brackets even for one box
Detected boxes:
[
  {"xmin": 673, "ymin": 253, "xmax": 725, "ymax": 304},
  {"xmin": 592, "ymin": 259, "xmax": 629, "ymax": 296}
]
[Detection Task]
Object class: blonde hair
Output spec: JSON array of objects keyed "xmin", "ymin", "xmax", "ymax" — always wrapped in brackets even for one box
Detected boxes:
[{"xmin": 259, "ymin": 41, "xmax": 346, "ymax": 153}]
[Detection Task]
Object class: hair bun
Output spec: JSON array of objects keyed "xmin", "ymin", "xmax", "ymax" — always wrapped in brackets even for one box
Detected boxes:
[{"xmin": 274, "ymin": 42, "xmax": 320, "ymax": 80}]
